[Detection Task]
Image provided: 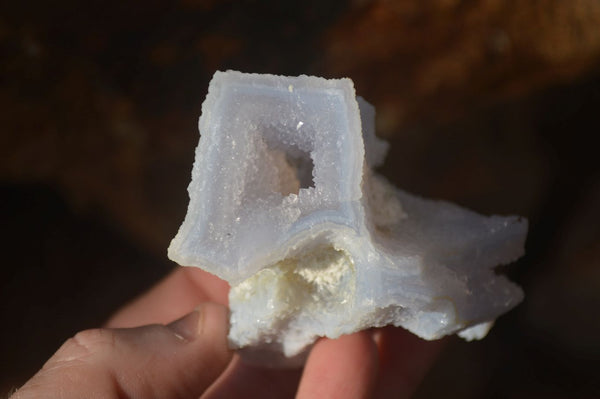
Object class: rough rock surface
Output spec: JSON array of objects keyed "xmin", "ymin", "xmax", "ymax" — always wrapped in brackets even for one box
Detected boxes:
[{"xmin": 169, "ymin": 71, "xmax": 527, "ymax": 366}]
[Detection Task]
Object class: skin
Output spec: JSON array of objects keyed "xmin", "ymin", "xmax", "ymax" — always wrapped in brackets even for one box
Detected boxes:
[{"xmin": 12, "ymin": 267, "xmax": 445, "ymax": 398}]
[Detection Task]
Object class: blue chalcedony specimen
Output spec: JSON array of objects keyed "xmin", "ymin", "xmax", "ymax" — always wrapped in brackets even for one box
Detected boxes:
[{"xmin": 169, "ymin": 71, "xmax": 527, "ymax": 366}]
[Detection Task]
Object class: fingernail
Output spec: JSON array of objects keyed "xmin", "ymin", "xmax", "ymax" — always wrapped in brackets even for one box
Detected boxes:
[{"xmin": 167, "ymin": 309, "xmax": 201, "ymax": 341}]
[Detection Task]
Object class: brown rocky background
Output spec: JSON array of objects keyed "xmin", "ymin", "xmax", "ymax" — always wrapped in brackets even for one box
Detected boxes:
[{"xmin": 2, "ymin": 0, "xmax": 599, "ymax": 397}]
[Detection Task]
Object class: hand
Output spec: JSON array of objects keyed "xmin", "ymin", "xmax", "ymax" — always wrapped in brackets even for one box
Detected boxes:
[{"xmin": 12, "ymin": 267, "xmax": 444, "ymax": 398}]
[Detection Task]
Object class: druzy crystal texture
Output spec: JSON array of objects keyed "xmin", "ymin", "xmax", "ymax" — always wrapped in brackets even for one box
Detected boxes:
[{"xmin": 168, "ymin": 71, "xmax": 527, "ymax": 365}]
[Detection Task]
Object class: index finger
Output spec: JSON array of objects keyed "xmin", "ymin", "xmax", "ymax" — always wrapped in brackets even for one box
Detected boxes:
[{"xmin": 105, "ymin": 266, "xmax": 229, "ymax": 328}]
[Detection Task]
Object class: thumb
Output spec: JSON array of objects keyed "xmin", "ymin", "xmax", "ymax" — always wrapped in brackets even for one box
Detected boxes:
[{"xmin": 13, "ymin": 303, "xmax": 232, "ymax": 399}]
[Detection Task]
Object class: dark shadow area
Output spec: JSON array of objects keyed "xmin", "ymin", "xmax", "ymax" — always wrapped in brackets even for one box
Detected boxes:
[{"xmin": 0, "ymin": 184, "xmax": 171, "ymax": 389}]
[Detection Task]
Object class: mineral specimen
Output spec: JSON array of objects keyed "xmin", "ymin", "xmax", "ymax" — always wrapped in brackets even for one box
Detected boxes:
[{"xmin": 168, "ymin": 70, "xmax": 527, "ymax": 366}]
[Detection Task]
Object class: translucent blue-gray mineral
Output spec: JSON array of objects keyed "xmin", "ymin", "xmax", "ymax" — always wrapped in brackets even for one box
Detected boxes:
[{"xmin": 169, "ymin": 71, "xmax": 527, "ymax": 366}]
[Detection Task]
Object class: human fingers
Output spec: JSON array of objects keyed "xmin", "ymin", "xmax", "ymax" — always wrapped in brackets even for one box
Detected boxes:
[
  {"xmin": 106, "ymin": 266, "xmax": 229, "ymax": 328},
  {"xmin": 202, "ymin": 355, "xmax": 302, "ymax": 399},
  {"xmin": 13, "ymin": 303, "xmax": 232, "ymax": 399},
  {"xmin": 373, "ymin": 326, "xmax": 446, "ymax": 398},
  {"xmin": 297, "ymin": 331, "xmax": 379, "ymax": 399}
]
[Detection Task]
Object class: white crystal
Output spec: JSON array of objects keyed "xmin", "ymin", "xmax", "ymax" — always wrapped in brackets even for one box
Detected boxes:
[{"xmin": 168, "ymin": 71, "xmax": 527, "ymax": 366}]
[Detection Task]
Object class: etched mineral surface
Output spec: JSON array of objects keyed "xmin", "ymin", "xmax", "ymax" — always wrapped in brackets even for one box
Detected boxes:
[{"xmin": 169, "ymin": 70, "xmax": 527, "ymax": 366}]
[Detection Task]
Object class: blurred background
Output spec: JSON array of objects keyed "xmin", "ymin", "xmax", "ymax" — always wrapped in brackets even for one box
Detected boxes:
[{"xmin": 1, "ymin": 0, "xmax": 599, "ymax": 397}]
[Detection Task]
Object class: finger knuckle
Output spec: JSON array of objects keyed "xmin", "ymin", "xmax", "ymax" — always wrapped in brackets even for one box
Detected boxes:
[{"xmin": 57, "ymin": 328, "xmax": 117, "ymax": 361}]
